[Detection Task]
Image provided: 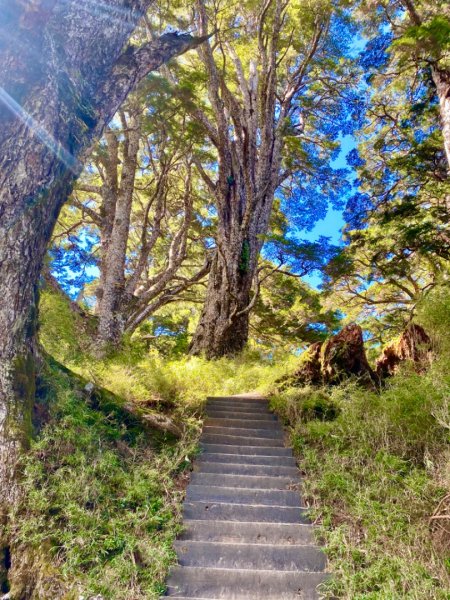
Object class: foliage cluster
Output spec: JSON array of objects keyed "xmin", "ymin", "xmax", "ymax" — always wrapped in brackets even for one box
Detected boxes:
[{"xmin": 324, "ymin": 1, "xmax": 450, "ymax": 347}]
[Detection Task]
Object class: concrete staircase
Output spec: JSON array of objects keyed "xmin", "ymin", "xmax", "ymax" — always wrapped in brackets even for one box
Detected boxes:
[{"xmin": 162, "ymin": 396, "xmax": 328, "ymax": 599}]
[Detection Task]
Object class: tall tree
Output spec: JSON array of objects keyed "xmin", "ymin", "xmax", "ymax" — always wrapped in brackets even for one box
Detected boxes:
[
  {"xmin": 69, "ymin": 92, "xmax": 211, "ymax": 345},
  {"xmin": 162, "ymin": 0, "xmax": 358, "ymax": 357},
  {"xmin": 0, "ymin": 0, "xmax": 204, "ymax": 552}
]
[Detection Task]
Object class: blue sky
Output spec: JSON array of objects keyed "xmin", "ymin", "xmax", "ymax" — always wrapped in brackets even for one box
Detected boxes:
[
  {"xmin": 300, "ymin": 32, "xmax": 367, "ymax": 283},
  {"xmin": 302, "ymin": 134, "xmax": 356, "ymax": 288}
]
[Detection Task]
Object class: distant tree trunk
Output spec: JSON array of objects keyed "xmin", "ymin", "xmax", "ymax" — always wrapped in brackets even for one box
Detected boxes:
[
  {"xmin": 432, "ymin": 67, "xmax": 450, "ymax": 170},
  {"xmin": 97, "ymin": 111, "xmax": 142, "ymax": 346},
  {"xmin": 0, "ymin": 0, "xmax": 204, "ymax": 561},
  {"xmin": 75, "ymin": 120, "xmax": 209, "ymax": 348}
]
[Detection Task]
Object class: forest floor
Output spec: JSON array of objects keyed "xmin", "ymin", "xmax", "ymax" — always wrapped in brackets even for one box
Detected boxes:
[{"xmin": 6, "ymin": 285, "xmax": 450, "ymax": 599}]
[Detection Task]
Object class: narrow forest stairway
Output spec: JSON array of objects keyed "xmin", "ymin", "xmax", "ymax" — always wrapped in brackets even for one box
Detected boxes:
[{"xmin": 162, "ymin": 396, "xmax": 328, "ymax": 599}]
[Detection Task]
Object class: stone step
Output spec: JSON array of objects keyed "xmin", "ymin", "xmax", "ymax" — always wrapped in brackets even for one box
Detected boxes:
[
  {"xmin": 185, "ymin": 485, "xmax": 302, "ymax": 507},
  {"xmin": 203, "ymin": 426, "xmax": 283, "ymax": 439},
  {"xmin": 194, "ymin": 460, "xmax": 299, "ymax": 477},
  {"xmin": 190, "ymin": 472, "xmax": 297, "ymax": 490},
  {"xmin": 204, "ymin": 406, "xmax": 270, "ymax": 421},
  {"xmin": 186, "ymin": 485, "xmax": 302, "ymax": 507},
  {"xmin": 165, "ymin": 566, "xmax": 328, "ymax": 599},
  {"xmin": 201, "ymin": 434, "xmax": 285, "ymax": 448},
  {"xmin": 207, "ymin": 396, "xmax": 267, "ymax": 403},
  {"xmin": 180, "ymin": 520, "xmax": 315, "ymax": 545},
  {"xmin": 200, "ymin": 444, "xmax": 292, "ymax": 457},
  {"xmin": 174, "ymin": 540, "xmax": 326, "ymax": 572},
  {"xmin": 206, "ymin": 401, "xmax": 269, "ymax": 411},
  {"xmin": 183, "ymin": 501, "xmax": 309, "ymax": 523},
  {"xmin": 207, "ymin": 408, "xmax": 279, "ymax": 427},
  {"xmin": 206, "ymin": 411, "xmax": 274, "ymax": 420},
  {"xmin": 195, "ymin": 452, "xmax": 297, "ymax": 467},
  {"xmin": 205, "ymin": 417, "xmax": 277, "ymax": 429}
]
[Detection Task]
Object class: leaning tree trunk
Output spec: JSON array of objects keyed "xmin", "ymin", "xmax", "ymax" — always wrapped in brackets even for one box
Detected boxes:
[{"xmin": 0, "ymin": 0, "xmax": 204, "ymax": 583}]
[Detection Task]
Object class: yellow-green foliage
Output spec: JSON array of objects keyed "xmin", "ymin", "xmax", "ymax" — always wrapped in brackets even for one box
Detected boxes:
[
  {"xmin": 39, "ymin": 289, "xmax": 295, "ymax": 410},
  {"xmin": 270, "ymin": 284, "xmax": 450, "ymax": 599}
]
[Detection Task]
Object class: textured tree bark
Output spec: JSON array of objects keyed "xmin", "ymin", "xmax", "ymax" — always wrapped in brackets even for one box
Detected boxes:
[
  {"xmin": 97, "ymin": 112, "xmax": 142, "ymax": 346},
  {"xmin": 0, "ymin": 0, "xmax": 205, "ymax": 565},
  {"xmin": 432, "ymin": 66, "xmax": 450, "ymax": 170},
  {"xmin": 190, "ymin": 249, "xmax": 254, "ymax": 358}
]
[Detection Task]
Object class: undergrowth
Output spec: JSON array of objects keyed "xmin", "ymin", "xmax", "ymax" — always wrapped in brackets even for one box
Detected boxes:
[
  {"xmin": 270, "ymin": 284, "xmax": 450, "ymax": 599},
  {"xmin": 13, "ymin": 284, "xmax": 450, "ymax": 598},
  {"xmin": 39, "ymin": 289, "xmax": 293, "ymax": 409},
  {"xmin": 8, "ymin": 288, "xmax": 293, "ymax": 598},
  {"xmin": 10, "ymin": 360, "xmax": 194, "ymax": 599}
]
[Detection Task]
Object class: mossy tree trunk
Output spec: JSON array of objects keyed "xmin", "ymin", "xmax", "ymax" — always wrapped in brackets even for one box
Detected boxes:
[{"xmin": 0, "ymin": 0, "xmax": 205, "ymax": 570}]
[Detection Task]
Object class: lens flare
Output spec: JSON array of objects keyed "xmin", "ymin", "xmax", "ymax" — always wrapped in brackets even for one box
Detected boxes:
[{"xmin": 0, "ymin": 87, "xmax": 81, "ymax": 173}]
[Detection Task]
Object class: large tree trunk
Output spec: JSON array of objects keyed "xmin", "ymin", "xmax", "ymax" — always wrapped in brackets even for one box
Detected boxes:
[
  {"xmin": 187, "ymin": 0, "xmax": 322, "ymax": 357},
  {"xmin": 190, "ymin": 249, "xmax": 254, "ymax": 358},
  {"xmin": 0, "ymin": 0, "xmax": 204, "ymax": 581}
]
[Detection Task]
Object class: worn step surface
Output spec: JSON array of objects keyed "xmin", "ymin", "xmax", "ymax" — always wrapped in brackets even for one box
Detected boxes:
[
  {"xmin": 194, "ymin": 461, "xmax": 299, "ymax": 477},
  {"xmin": 165, "ymin": 567, "xmax": 328, "ymax": 599},
  {"xmin": 205, "ymin": 408, "xmax": 278, "ymax": 429},
  {"xmin": 200, "ymin": 443, "xmax": 292, "ymax": 456},
  {"xmin": 163, "ymin": 396, "xmax": 328, "ymax": 599},
  {"xmin": 183, "ymin": 501, "xmax": 309, "ymax": 523},
  {"xmin": 205, "ymin": 403, "xmax": 271, "ymax": 413},
  {"xmin": 179, "ymin": 521, "xmax": 315, "ymax": 545},
  {"xmin": 190, "ymin": 472, "xmax": 297, "ymax": 489},
  {"xmin": 186, "ymin": 485, "xmax": 303, "ymax": 507},
  {"xmin": 203, "ymin": 425, "xmax": 284, "ymax": 438},
  {"xmin": 201, "ymin": 435, "xmax": 286, "ymax": 448},
  {"xmin": 195, "ymin": 452, "xmax": 298, "ymax": 467},
  {"xmin": 175, "ymin": 541, "xmax": 326, "ymax": 571}
]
